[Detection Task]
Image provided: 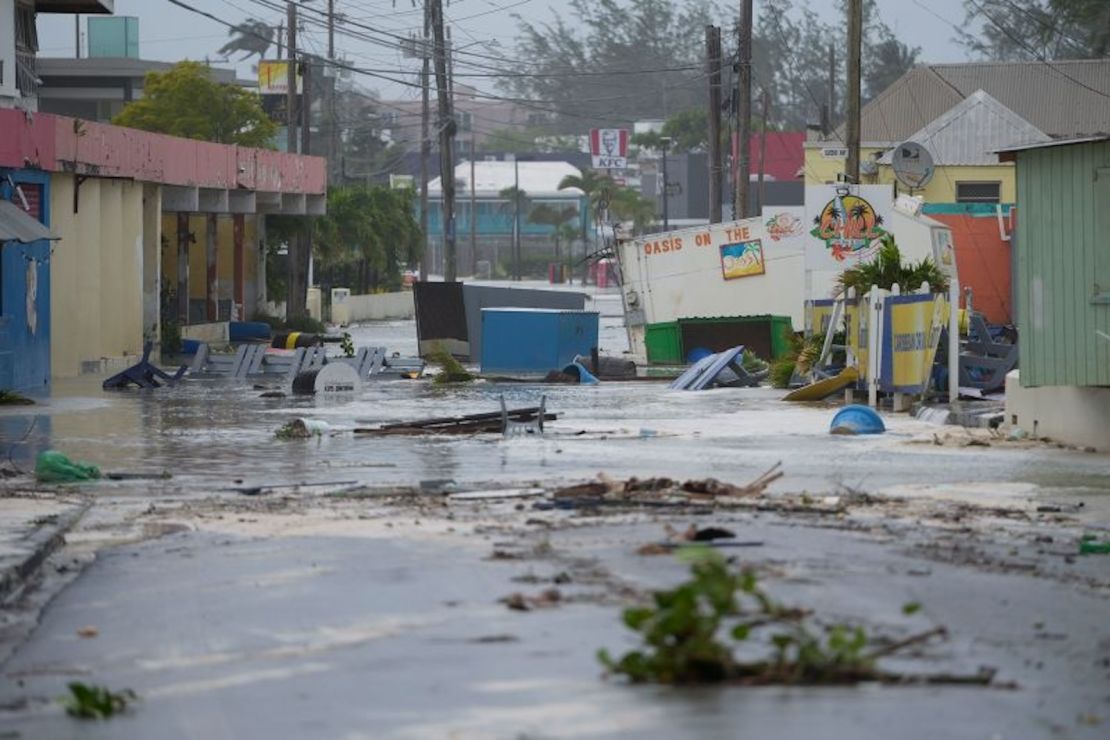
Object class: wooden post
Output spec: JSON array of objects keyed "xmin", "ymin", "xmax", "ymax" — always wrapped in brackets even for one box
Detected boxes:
[
  {"xmin": 430, "ymin": 0, "xmax": 457, "ymax": 282},
  {"xmin": 706, "ymin": 25, "xmax": 723, "ymax": 224},
  {"xmin": 735, "ymin": 0, "xmax": 753, "ymax": 218},
  {"xmin": 846, "ymin": 0, "xmax": 863, "ymax": 182}
]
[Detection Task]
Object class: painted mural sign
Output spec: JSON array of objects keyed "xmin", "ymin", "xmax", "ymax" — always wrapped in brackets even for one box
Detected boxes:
[
  {"xmin": 804, "ymin": 185, "xmax": 894, "ymax": 270},
  {"xmin": 765, "ymin": 211, "xmax": 804, "ymax": 242},
  {"xmin": 720, "ymin": 239, "xmax": 766, "ymax": 280}
]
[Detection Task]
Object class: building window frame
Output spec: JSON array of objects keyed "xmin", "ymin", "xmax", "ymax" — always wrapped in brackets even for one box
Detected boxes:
[{"xmin": 955, "ymin": 181, "xmax": 1001, "ymax": 204}]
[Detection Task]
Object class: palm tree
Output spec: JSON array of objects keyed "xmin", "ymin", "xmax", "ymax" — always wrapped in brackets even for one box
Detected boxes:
[
  {"xmin": 609, "ymin": 188, "xmax": 657, "ymax": 235},
  {"xmin": 529, "ymin": 203, "xmax": 579, "ymax": 262},
  {"xmin": 558, "ymin": 170, "xmax": 617, "ymax": 225}
]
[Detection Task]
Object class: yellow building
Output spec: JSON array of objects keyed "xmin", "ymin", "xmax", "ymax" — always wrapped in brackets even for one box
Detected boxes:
[{"xmin": 804, "ymin": 59, "xmax": 1110, "ymax": 205}]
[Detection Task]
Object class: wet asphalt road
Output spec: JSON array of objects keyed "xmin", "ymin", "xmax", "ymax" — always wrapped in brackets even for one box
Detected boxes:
[
  {"xmin": 0, "ymin": 507, "xmax": 1108, "ymax": 739},
  {"xmin": 1, "ymin": 305, "xmax": 1108, "ymax": 738}
]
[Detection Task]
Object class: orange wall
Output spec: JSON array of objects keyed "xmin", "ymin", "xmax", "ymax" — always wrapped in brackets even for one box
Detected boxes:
[{"xmin": 929, "ymin": 212, "xmax": 1013, "ymax": 325}]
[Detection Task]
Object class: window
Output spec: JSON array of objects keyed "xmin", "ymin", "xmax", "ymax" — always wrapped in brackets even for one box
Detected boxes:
[
  {"xmin": 379, "ymin": 111, "xmax": 399, "ymax": 127},
  {"xmin": 14, "ymin": 1, "xmax": 39, "ymax": 97},
  {"xmin": 457, "ymin": 112, "xmax": 472, "ymax": 133},
  {"xmin": 955, "ymin": 181, "xmax": 1001, "ymax": 204}
]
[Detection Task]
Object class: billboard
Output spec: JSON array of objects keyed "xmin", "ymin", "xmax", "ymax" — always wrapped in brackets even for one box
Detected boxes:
[
  {"xmin": 590, "ymin": 128, "xmax": 629, "ymax": 169},
  {"xmin": 258, "ymin": 60, "xmax": 302, "ymax": 95},
  {"xmin": 803, "ymin": 184, "xmax": 894, "ymax": 270}
]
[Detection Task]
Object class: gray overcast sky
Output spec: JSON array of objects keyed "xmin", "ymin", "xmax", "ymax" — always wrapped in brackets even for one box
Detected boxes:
[{"xmin": 37, "ymin": 0, "xmax": 973, "ymax": 100}]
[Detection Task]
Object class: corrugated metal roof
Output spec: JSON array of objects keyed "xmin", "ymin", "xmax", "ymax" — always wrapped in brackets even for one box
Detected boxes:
[
  {"xmin": 830, "ymin": 59, "xmax": 1110, "ymax": 143},
  {"xmin": 999, "ymin": 134, "xmax": 1110, "ymax": 160},
  {"xmin": 878, "ymin": 90, "xmax": 1050, "ymax": 166},
  {"xmin": 0, "ymin": 200, "xmax": 58, "ymax": 244}
]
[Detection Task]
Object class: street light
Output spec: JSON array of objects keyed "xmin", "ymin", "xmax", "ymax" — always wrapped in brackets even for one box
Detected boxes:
[{"xmin": 660, "ymin": 136, "xmax": 673, "ymax": 232}]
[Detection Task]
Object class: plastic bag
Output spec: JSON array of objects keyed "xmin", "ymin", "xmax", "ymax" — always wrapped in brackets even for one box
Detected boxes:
[{"xmin": 35, "ymin": 450, "xmax": 102, "ymax": 483}]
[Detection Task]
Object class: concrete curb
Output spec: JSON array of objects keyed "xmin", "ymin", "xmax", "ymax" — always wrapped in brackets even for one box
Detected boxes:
[{"xmin": 0, "ymin": 501, "xmax": 91, "ymax": 604}]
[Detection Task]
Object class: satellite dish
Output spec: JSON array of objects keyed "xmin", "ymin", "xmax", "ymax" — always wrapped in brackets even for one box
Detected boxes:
[{"xmin": 891, "ymin": 141, "xmax": 935, "ymax": 190}]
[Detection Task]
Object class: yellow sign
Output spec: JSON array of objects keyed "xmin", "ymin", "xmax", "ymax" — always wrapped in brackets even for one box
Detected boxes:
[
  {"xmin": 882, "ymin": 293, "xmax": 947, "ymax": 393},
  {"xmin": 258, "ymin": 60, "xmax": 301, "ymax": 95}
]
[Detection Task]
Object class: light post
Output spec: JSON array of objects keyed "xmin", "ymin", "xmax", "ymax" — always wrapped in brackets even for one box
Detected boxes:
[
  {"xmin": 513, "ymin": 155, "xmax": 520, "ymax": 281},
  {"xmin": 660, "ymin": 136, "xmax": 673, "ymax": 231}
]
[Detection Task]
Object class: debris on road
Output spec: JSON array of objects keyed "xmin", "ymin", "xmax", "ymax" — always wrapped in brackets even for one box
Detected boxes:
[
  {"xmin": 1079, "ymin": 535, "xmax": 1110, "ymax": 555},
  {"xmin": 102, "ymin": 341, "xmax": 186, "ymax": 390},
  {"xmin": 553, "ymin": 463, "xmax": 784, "ymax": 506},
  {"xmin": 35, "ymin": 451, "xmax": 101, "ymax": 483},
  {"xmin": 829, "ymin": 405, "xmax": 886, "ymax": 435},
  {"xmin": 276, "ymin": 418, "xmax": 331, "ymax": 439},
  {"xmin": 599, "ymin": 553, "xmax": 992, "ymax": 687},
  {"xmin": 354, "ymin": 405, "xmax": 556, "ymax": 436},
  {"xmin": 61, "ymin": 683, "xmax": 137, "ymax": 719},
  {"xmin": 669, "ymin": 346, "xmax": 767, "ymax": 391},
  {"xmin": 501, "ymin": 588, "xmax": 563, "ymax": 611}
]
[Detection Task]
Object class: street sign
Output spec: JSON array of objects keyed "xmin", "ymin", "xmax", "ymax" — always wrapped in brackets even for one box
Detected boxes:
[
  {"xmin": 891, "ymin": 141, "xmax": 935, "ymax": 190},
  {"xmin": 590, "ymin": 128, "xmax": 628, "ymax": 170}
]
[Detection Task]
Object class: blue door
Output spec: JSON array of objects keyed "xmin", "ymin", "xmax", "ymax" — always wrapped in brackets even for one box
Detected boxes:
[{"xmin": 0, "ymin": 170, "xmax": 52, "ymax": 395}]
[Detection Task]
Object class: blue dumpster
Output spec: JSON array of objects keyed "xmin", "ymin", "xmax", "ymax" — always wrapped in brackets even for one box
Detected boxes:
[{"xmin": 480, "ymin": 308, "xmax": 599, "ymax": 374}]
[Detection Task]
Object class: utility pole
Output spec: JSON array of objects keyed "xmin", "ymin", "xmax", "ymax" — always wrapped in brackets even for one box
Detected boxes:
[
  {"xmin": 846, "ymin": 0, "xmax": 862, "ymax": 183},
  {"xmin": 75, "ymin": 15, "xmax": 80, "ymax": 58},
  {"xmin": 826, "ymin": 43, "xmax": 836, "ymax": 136},
  {"xmin": 301, "ymin": 57, "xmax": 311, "ymax": 157},
  {"xmin": 276, "ymin": 22, "xmax": 283, "ymax": 58},
  {"xmin": 706, "ymin": 25, "xmax": 723, "ymax": 224},
  {"xmin": 430, "ymin": 0, "xmax": 457, "ymax": 282},
  {"xmin": 757, "ymin": 89, "xmax": 770, "ymax": 214},
  {"xmin": 661, "ymin": 137, "xmax": 672, "ymax": 232},
  {"xmin": 326, "ymin": 0, "xmax": 337, "ymax": 184},
  {"xmin": 470, "ymin": 136, "xmax": 477, "ymax": 277},
  {"xmin": 419, "ymin": 2, "xmax": 430, "ymax": 280},
  {"xmin": 286, "ymin": 2, "xmax": 297, "ymax": 154},
  {"xmin": 735, "ymin": 0, "xmax": 753, "ymax": 219}
]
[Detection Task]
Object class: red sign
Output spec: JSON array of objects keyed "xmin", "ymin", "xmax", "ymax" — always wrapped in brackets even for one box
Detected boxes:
[{"xmin": 589, "ymin": 129, "xmax": 629, "ymax": 158}]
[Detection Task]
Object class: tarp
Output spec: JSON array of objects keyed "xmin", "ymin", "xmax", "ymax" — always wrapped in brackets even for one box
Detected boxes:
[{"xmin": 0, "ymin": 199, "xmax": 57, "ymax": 244}]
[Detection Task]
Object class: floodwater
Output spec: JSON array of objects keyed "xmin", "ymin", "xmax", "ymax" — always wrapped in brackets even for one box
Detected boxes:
[{"xmin": 1, "ymin": 291, "xmax": 1108, "ymax": 509}]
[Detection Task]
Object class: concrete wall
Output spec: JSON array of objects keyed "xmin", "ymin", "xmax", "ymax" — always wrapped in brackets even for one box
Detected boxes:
[
  {"xmin": 50, "ymin": 173, "xmax": 145, "ymax": 377},
  {"xmin": 340, "ymin": 291, "xmax": 415, "ymax": 323},
  {"xmin": 161, "ymin": 213, "xmax": 260, "ymax": 321},
  {"xmin": 1005, "ymin": 371, "xmax": 1110, "ymax": 451}
]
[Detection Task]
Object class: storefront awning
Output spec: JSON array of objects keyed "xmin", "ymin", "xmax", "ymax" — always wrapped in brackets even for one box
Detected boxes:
[{"xmin": 0, "ymin": 199, "xmax": 59, "ymax": 244}]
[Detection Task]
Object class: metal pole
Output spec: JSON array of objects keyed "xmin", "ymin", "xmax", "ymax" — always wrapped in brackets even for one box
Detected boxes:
[
  {"xmin": 736, "ymin": 0, "xmax": 753, "ymax": 218},
  {"xmin": 513, "ymin": 157, "xmax": 520, "ymax": 281},
  {"xmin": 75, "ymin": 14, "xmax": 80, "ymax": 58},
  {"xmin": 706, "ymin": 25, "xmax": 723, "ymax": 224},
  {"xmin": 846, "ymin": 0, "xmax": 863, "ymax": 182},
  {"xmin": 470, "ymin": 136, "xmax": 477, "ymax": 277},
  {"xmin": 661, "ymin": 139, "xmax": 670, "ymax": 231}
]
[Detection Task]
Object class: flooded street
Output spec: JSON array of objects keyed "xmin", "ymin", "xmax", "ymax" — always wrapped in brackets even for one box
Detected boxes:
[{"xmin": 1, "ymin": 298, "xmax": 1108, "ymax": 739}]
